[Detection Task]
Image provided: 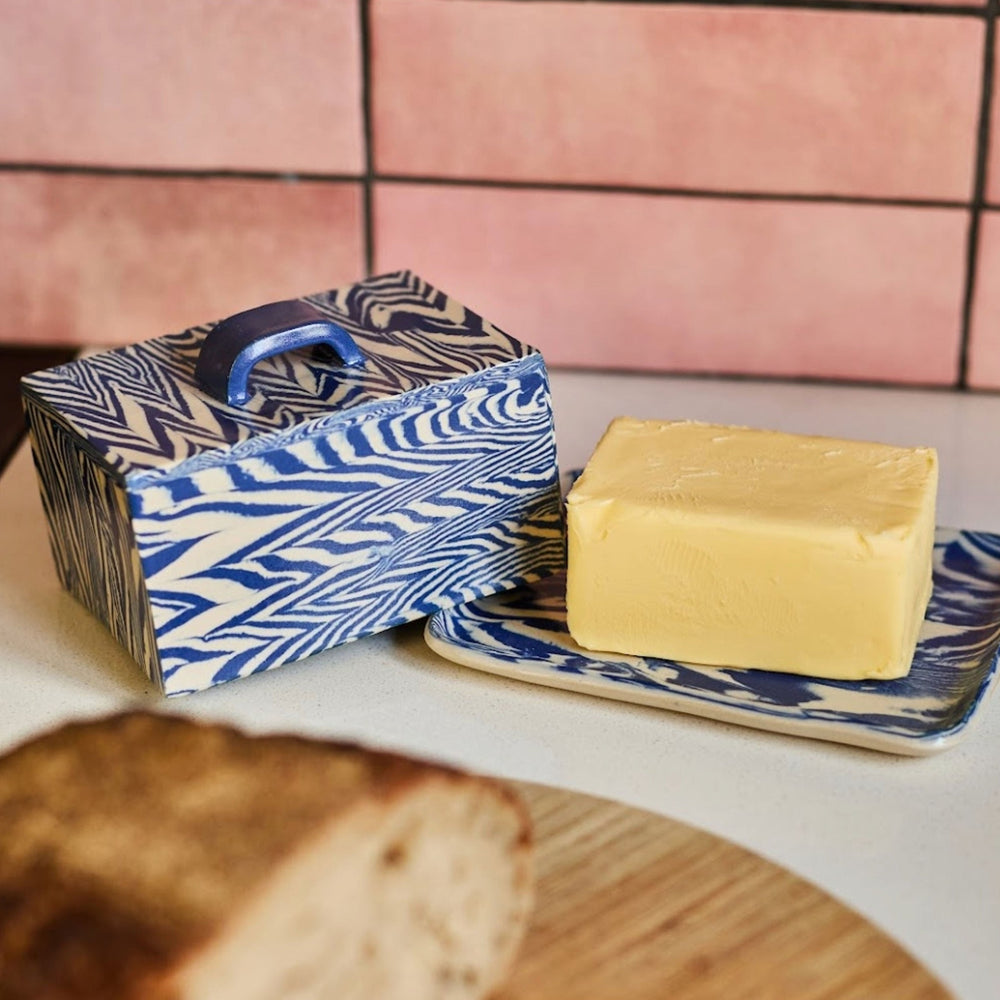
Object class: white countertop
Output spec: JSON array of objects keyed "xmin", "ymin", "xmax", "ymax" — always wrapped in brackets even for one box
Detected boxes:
[{"xmin": 2, "ymin": 370, "xmax": 998, "ymax": 999}]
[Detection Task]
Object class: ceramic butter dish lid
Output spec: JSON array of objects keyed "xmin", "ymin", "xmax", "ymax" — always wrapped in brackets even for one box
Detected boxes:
[
  {"xmin": 22, "ymin": 271, "xmax": 543, "ymax": 487},
  {"xmin": 22, "ymin": 271, "xmax": 565, "ymax": 696}
]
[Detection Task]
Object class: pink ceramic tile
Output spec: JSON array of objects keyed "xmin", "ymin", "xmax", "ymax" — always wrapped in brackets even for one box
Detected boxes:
[
  {"xmin": 374, "ymin": 183, "xmax": 966, "ymax": 384},
  {"xmin": 0, "ymin": 172, "xmax": 364, "ymax": 345},
  {"xmin": 967, "ymin": 212, "xmax": 1000, "ymax": 388},
  {"xmin": 372, "ymin": 1, "xmax": 981, "ymax": 201},
  {"xmin": 987, "ymin": 55, "xmax": 1000, "ymax": 205},
  {"xmin": 0, "ymin": 0, "xmax": 362, "ymax": 173}
]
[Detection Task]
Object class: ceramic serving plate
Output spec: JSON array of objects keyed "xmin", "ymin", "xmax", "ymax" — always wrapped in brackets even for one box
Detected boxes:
[{"xmin": 425, "ymin": 527, "xmax": 1000, "ymax": 755}]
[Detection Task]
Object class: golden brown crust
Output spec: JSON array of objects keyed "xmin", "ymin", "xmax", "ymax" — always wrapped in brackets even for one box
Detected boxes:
[
  {"xmin": 0, "ymin": 711, "xmax": 530, "ymax": 1000},
  {"xmin": 0, "ymin": 862, "xmax": 182, "ymax": 1000}
]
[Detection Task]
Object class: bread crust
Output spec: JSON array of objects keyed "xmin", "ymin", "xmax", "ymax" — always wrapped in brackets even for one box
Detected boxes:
[{"xmin": 0, "ymin": 712, "xmax": 532, "ymax": 1000}]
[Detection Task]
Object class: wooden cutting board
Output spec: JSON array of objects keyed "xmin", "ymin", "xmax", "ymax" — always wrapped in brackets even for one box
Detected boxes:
[{"xmin": 500, "ymin": 782, "xmax": 950, "ymax": 1000}]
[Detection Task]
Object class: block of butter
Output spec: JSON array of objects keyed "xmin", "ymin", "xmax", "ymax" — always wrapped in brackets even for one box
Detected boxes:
[{"xmin": 565, "ymin": 418, "xmax": 939, "ymax": 681}]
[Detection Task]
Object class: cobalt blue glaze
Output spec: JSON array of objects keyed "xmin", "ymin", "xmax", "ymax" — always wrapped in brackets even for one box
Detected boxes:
[{"xmin": 195, "ymin": 298, "xmax": 366, "ymax": 406}]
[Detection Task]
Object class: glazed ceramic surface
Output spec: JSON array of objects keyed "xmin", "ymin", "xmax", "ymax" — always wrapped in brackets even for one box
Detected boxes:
[
  {"xmin": 21, "ymin": 272, "xmax": 564, "ymax": 695},
  {"xmin": 426, "ymin": 527, "xmax": 1000, "ymax": 755}
]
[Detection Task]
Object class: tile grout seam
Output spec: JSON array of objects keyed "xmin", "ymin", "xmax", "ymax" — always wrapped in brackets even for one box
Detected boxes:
[
  {"xmin": 358, "ymin": 0, "xmax": 376, "ymax": 278},
  {"xmin": 371, "ymin": 173, "xmax": 971, "ymax": 210},
  {"xmin": 0, "ymin": 161, "xmax": 975, "ymax": 212},
  {"xmin": 957, "ymin": 0, "xmax": 997, "ymax": 388}
]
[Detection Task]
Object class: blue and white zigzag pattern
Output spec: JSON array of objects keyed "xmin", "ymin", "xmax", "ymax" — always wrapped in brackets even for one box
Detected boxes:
[
  {"xmin": 23, "ymin": 397, "xmax": 161, "ymax": 685},
  {"xmin": 21, "ymin": 271, "xmax": 536, "ymax": 482},
  {"xmin": 23, "ymin": 273, "xmax": 564, "ymax": 694}
]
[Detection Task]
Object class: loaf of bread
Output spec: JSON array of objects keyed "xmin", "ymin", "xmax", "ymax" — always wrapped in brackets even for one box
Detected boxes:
[{"xmin": 0, "ymin": 712, "xmax": 533, "ymax": 1000}]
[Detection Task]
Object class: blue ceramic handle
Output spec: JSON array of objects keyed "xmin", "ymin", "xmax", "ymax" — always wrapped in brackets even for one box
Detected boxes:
[{"xmin": 195, "ymin": 299, "xmax": 365, "ymax": 406}]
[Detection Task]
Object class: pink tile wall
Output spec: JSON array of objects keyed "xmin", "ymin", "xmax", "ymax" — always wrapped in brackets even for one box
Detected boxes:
[
  {"xmin": 0, "ymin": 0, "xmax": 994, "ymax": 389},
  {"xmin": 0, "ymin": 173, "xmax": 364, "ymax": 345},
  {"xmin": 374, "ymin": 183, "xmax": 966, "ymax": 384},
  {"xmin": 372, "ymin": 0, "xmax": 982, "ymax": 201},
  {"xmin": 0, "ymin": 0, "xmax": 363, "ymax": 173},
  {"xmin": 968, "ymin": 212, "xmax": 1000, "ymax": 387}
]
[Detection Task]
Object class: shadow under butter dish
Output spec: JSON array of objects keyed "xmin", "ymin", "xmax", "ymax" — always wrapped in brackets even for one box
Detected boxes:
[{"xmin": 565, "ymin": 418, "xmax": 938, "ymax": 682}]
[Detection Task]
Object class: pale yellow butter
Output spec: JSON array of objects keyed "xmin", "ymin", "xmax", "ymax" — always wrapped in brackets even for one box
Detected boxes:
[{"xmin": 565, "ymin": 418, "xmax": 938, "ymax": 680}]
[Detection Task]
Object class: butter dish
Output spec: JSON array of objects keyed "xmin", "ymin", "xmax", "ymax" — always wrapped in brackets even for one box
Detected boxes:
[
  {"xmin": 426, "ymin": 527, "xmax": 1000, "ymax": 755},
  {"xmin": 21, "ymin": 272, "xmax": 564, "ymax": 695}
]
